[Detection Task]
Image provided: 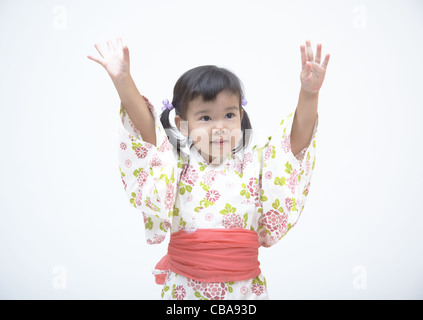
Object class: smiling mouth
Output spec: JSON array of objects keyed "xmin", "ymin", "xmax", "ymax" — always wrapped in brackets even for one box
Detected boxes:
[{"xmin": 211, "ymin": 139, "xmax": 228, "ymax": 144}]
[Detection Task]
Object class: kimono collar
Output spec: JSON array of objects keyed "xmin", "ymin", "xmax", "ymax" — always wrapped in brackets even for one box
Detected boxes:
[{"xmin": 189, "ymin": 144, "xmax": 234, "ymax": 168}]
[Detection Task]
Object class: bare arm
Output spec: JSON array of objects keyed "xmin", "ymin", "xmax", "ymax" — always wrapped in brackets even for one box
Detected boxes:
[
  {"xmin": 113, "ymin": 75, "xmax": 156, "ymax": 146},
  {"xmin": 291, "ymin": 40, "xmax": 330, "ymax": 156},
  {"xmin": 87, "ymin": 38, "xmax": 156, "ymax": 146},
  {"xmin": 291, "ymin": 88, "xmax": 318, "ymax": 156}
]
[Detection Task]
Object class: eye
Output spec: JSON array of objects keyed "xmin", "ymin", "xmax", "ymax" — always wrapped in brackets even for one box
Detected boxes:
[{"xmin": 200, "ymin": 113, "xmax": 235, "ymax": 121}]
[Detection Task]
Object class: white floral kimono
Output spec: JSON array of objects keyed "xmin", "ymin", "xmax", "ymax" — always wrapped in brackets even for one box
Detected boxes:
[{"xmin": 118, "ymin": 96, "xmax": 318, "ymax": 300}]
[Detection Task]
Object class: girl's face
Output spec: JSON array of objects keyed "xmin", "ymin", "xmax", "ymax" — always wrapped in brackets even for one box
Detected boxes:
[{"xmin": 175, "ymin": 91, "xmax": 244, "ymax": 164}]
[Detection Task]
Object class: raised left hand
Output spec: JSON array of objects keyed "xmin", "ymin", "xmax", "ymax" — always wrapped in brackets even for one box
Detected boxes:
[{"xmin": 300, "ymin": 40, "xmax": 330, "ymax": 94}]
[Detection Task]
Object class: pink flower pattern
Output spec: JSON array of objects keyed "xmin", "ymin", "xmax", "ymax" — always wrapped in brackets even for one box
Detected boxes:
[
  {"xmin": 181, "ymin": 165, "xmax": 199, "ymax": 186},
  {"xmin": 135, "ymin": 145, "xmax": 149, "ymax": 159},
  {"xmin": 222, "ymin": 213, "xmax": 243, "ymax": 229},
  {"xmin": 285, "ymin": 197, "xmax": 293, "ymax": 212},
  {"xmin": 203, "ymin": 170, "xmax": 224, "ymax": 186},
  {"xmin": 187, "ymin": 279, "xmax": 228, "ymax": 300},
  {"xmin": 206, "ymin": 190, "xmax": 220, "ymax": 203},
  {"xmin": 259, "ymin": 209, "xmax": 288, "ymax": 239},
  {"xmin": 135, "ymin": 189, "xmax": 142, "ymax": 207},
  {"xmin": 281, "ymin": 134, "xmax": 291, "ymax": 153},
  {"xmin": 121, "ymin": 176, "xmax": 127, "ymax": 191},
  {"xmin": 159, "ymin": 139, "xmax": 172, "ymax": 152},
  {"xmin": 246, "ymin": 177, "xmax": 261, "ymax": 207},
  {"xmin": 240, "ymin": 286, "xmax": 248, "ymax": 295},
  {"xmin": 164, "ymin": 183, "xmax": 175, "ymax": 210},
  {"xmin": 252, "ymin": 283, "xmax": 264, "ymax": 296},
  {"xmin": 162, "ymin": 220, "xmax": 171, "ymax": 232},
  {"xmin": 264, "ymin": 145, "xmax": 273, "ymax": 161},
  {"xmin": 119, "ymin": 98, "xmax": 317, "ymax": 300},
  {"xmin": 125, "ymin": 159, "xmax": 132, "ymax": 168},
  {"xmin": 265, "ymin": 171, "xmax": 272, "ymax": 180},
  {"xmin": 137, "ymin": 170, "xmax": 148, "ymax": 188},
  {"xmin": 287, "ymin": 169, "xmax": 299, "ymax": 195},
  {"xmin": 174, "ymin": 285, "xmax": 186, "ymax": 300},
  {"xmin": 234, "ymin": 161, "xmax": 246, "ymax": 175},
  {"xmin": 147, "ymin": 234, "xmax": 165, "ymax": 245},
  {"xmin": 150, "ymin": 154, "xmax": 163, "ymax": 167},
  {"xmin": 305, "ymin": 158, "xmax": 311, "ymax": 177}
]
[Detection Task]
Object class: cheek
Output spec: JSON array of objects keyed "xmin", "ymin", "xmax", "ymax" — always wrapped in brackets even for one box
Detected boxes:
[
  {"xmin": 229, "ymin": 128, "xmax": 243, "ymax": 144},
  {"xmin": 189, "ymin": 127, "xmax": 211, "ymax": 144}
]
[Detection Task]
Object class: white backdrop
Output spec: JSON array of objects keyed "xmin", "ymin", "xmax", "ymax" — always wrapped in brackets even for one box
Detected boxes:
[{"xmin": 1, "ymin": 0, "xmax": 422, "ymax": 299}]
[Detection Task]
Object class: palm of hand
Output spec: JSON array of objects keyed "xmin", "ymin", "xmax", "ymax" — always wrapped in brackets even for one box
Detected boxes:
[
  {"xmin": 104, "ymin": 52, "xmax": 128, "ymax": 80},
  {"xmin": 300, "ymin": 40, "xmax": 330, "ymax": 94},
  {"xmin": 87, "ymin": 38, "xmax": 130, "ymax": 82}
]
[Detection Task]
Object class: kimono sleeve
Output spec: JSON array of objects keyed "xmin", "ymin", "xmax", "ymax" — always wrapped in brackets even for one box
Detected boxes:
[
  {"xmin": 118, "ymin": 96, "xmax": 177, "ymax": 245},
  {"xmin": 256, "ymin": 111, "xmax": 318, "ymax": 247}
]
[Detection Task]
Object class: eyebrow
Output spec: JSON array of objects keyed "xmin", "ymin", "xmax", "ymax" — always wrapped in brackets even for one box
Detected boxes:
[{"xmin": 194, "ymin": 106, "xmax": 238, "ymax": 116}]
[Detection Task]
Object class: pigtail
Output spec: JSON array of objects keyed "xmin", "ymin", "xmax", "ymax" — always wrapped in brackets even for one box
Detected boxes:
[
  {"xmin": 233, "ymin": 106, "xmax": 253, "ymax": 154},
  {"xmin": 160, "ymin": 107, "xmax": 186, "ymax": 157},
  {"xmin": 159, "ymin": 107, "xmax": 172, "ymax": 130}
]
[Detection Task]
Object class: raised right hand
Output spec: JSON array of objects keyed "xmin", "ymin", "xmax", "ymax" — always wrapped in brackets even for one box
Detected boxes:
[{"xmin": 87, "ymin": 37, "xmax": 130, "ymax": 84}]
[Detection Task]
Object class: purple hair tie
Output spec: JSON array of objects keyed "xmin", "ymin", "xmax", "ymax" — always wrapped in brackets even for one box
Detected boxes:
[
  {"xmin": 241, "ymin": 98, "xmax": 247, "ymax": 106},
  {"xmin": 162, "ymin": 99, "xmax": 174, "ymax": 112}
]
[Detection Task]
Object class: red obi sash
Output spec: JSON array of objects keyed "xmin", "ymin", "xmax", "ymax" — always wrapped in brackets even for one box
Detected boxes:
[{"xmin": 154, "ymin": 228, "xmax": 261, "ymax": 284}]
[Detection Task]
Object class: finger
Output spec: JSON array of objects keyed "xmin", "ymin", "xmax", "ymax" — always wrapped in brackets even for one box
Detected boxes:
[
  {"xmin": 304, "ymin": 61, "xmax": 312, "ymax": 76},
  {"xmin": 322, "ymin": 53, "xmax": 330, "ymax": 69},
  {"xmin": 117, "ymin": 37, "xmax": 123, "ymax": 51},
  {"xmin": 300, "ymin": 44, "xmax": 307, "ymax": 70},
  {"xmin": 94, "ymin": 43, "xmax": 105, "ymax": 58},
  {"xmin": 305, "ymin": 40, "xmax": 313, "ymax": 61},
  {"xmin": 87, "ymin": 54, "xmax": 103, "ymax": 66},
  {"xmin": 122, "ymin": 44, "xmax": 129, "ymax": 62},
  {"xmin": 118, "ymin": 38, "xmax": 130, "ymax": 61},
  {"xmin": 315, "ymin": 43, "xmax": 322, "ymax": 64},
  {"xmin": 107, "ymin": 40, "xmax": 116, "ymax": 53}
]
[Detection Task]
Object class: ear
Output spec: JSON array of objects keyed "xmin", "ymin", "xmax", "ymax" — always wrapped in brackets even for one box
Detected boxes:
[
  {"xmin": 240, "ymin": 108, "xmax": 244, "ymax": 122},
  {"xmin": 175, "ymin": 115, "xmax": 189, "ymax": 137}
]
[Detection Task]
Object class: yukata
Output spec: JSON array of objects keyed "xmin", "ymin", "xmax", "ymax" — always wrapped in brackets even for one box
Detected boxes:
[{"xmin": 118, "ymin": 96, "xmax": 318, "ymax": 300}]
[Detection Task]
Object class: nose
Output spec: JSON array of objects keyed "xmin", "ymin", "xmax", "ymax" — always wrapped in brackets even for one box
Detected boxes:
[{"xmin": 212, "ymin": 127, "xmax": 227, "ymax": 136}]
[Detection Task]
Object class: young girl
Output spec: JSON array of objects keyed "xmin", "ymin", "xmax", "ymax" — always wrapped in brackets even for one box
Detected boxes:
[{"xmin": 88, "ymin": 38, "xmax": 330, "ymax": 300}]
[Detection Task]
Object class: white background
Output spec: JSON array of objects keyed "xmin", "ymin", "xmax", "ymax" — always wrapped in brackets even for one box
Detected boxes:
[{"xmin": 1, "ymin": 0, "xmax": 422, "ymax": 299}]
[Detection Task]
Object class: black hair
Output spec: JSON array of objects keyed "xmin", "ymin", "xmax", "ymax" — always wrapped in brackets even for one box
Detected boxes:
[{"xmin": 160, "ymin": 65, "xmax": 252, "ymax": 157}]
